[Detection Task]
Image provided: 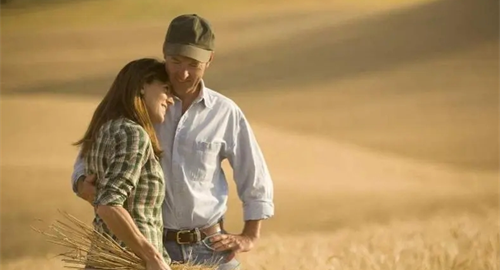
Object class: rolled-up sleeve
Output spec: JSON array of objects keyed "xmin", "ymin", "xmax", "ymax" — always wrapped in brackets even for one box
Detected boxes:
[
  {"xmin": 227, "ymin": 112, "xmax": 274, "ymax": 221},
  {"xmin": 95, "ymin": 126, "xmax": 148, "ymax": 207}
]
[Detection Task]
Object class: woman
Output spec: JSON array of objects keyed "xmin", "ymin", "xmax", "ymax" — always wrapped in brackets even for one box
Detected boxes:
[{"xmin": 74, "ymin": 58, "xmax": 174, "ymax": 270}]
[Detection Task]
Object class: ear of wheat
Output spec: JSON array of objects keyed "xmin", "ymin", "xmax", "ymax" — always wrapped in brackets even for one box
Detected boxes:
[{"xmin": 32, "ymin": 210, "xmax": 217, "ymax": 270}]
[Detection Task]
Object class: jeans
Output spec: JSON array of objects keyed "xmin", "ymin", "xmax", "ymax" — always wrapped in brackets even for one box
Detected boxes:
[{"xmin": 164, "ymin": 234, "xmax": 241, "ymax": 270}]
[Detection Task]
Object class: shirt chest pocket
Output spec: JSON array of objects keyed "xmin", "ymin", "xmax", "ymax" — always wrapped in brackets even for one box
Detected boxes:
[{"xmin": 179, "ymin": 140, "xmax": 222, "ymax": 182}]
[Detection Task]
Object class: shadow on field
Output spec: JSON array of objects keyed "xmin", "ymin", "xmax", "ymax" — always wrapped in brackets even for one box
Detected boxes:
[
  {"xmin": 3, "ymin": 0, "xmax": 498, "ymax": 96},
  {"xmin": 0, "ymin": 0, "xmax": 94, "ymax": 9},
  {"xmin": 2, "ymin": 0, "xmax": 498, "ymax": 171}
]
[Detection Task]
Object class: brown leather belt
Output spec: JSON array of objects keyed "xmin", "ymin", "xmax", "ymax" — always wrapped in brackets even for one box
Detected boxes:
[{"xmin": 164, "ymin": 222, "xmax": 222, "ymax": 244}]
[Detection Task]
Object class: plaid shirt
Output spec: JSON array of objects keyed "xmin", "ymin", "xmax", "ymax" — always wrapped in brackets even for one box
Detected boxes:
[{"xmin": 84, "ymin": 117, "xmax": 168, "ymax": 262}]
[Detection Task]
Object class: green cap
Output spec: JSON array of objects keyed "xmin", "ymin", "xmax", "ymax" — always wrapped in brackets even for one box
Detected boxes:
[{"xmin": 163, "ymin": 14, "xmax": 215, "ymax": 63}]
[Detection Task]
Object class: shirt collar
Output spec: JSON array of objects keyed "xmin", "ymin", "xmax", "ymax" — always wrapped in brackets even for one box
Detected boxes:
[
  {"xmin": 194, "ymin": 80, "xmax": 213, "ymax": 109},
  {"xmin": 172, "ymin": 80, "xmax": 213, "ymax": 109}
]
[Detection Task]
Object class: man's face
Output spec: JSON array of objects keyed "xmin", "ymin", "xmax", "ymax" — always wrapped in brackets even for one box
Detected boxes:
[{"xmin": 164, "ymin": 54, "xmax": 211, "ymax": 95}]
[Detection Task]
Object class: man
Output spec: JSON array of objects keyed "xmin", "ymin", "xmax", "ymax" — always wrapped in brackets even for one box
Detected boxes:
[{"xmin": 71, "ymin": 14, "xmax": 274, "ymax": 270}]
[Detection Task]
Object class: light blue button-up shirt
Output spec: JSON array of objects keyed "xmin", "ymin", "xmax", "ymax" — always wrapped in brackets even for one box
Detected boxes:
[{"xmin": 72, "ymin": 80, "xmax": 274, "ymax": 230}]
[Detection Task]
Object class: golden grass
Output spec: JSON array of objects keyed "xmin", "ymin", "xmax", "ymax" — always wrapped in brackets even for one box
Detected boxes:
[
  {"xmin": 238, "ymin": 208, "xmax": 499, "ymax": 270},
  {"xmin": 31, "ymin": 211, "xmax": 216, "ymax": 270},
  {"xmin": 1, "ymin": 1, "xmax": 498, "ymax": 269},
  {"xmin": 7, "ymin": 208, "xmax": 499, "ymax": 270},
  {"xmin": 2, "ymin": 93, "xmax": 498, "ymax": 270}
]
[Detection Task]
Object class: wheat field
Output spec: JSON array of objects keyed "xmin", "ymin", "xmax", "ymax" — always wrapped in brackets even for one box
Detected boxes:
[
  {"xmin": 1, "ymin": 0, "xmax": 498, "ymax": 269},
  {"xmin": 5, "ymin": 209, "xmax": 499, "ymax": 270}
]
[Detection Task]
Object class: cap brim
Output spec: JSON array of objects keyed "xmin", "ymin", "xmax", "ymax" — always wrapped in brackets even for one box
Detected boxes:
[{"xmin": 165, "ymin": 43, "xmax": 212, "ymax": 62}]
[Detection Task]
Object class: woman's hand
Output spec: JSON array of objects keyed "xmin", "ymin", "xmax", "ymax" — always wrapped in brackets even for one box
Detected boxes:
[
  {"xmin": 96, "ymin": 206, "xmax": 171, "ymax": 270},
  {"xmin": 145, "ymin": 255, "xmax": 172, "ymax": 270}
]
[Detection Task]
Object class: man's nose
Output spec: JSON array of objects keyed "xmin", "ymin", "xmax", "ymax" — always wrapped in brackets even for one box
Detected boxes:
[
  {"xmin": 177, "ymin": 69, "xmax": 189, "ymax": 81},
  {"xmin": 167, "ymin": 96, "xmax": 174, "ymax": 105}
]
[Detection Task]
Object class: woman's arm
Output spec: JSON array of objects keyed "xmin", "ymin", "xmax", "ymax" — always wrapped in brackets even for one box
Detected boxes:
[
  {"xmin": 96, "ymin": 205, "xmax": 165, "ymax": 266},
  {"xmin": 95, "ymin": 123, "xmax": 170, "ymax": 270}
]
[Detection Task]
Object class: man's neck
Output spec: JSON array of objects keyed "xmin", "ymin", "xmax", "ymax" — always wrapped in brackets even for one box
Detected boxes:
[{"xmin": 176, "ymin": 83, "xmax": 201, "ymax": 114}]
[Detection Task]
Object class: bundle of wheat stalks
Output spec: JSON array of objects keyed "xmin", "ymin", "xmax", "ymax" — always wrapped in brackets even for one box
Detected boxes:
[{"xmin": 32, "ymin": 211, "xmax": 216, "ymax": 270}]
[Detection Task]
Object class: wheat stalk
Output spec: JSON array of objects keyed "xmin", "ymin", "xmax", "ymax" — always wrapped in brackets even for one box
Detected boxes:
[{"xmin": 32, "ymin": 210, "xmax": 217, "ymax": 270}]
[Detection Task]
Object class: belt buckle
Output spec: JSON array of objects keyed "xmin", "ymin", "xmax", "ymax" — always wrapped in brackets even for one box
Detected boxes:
[{"xmin": 176, "ymin": 230, "xmax": 192, "ymax": 244}]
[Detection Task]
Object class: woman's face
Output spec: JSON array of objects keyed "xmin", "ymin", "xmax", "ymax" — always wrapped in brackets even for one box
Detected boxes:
[{"xmin": 142, "ymin": 80, "xmax": 174, "ymax": 124}]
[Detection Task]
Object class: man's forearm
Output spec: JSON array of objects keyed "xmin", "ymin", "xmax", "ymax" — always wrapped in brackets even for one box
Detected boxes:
[
  {"xmin": 71, "ymin": 151, "xmax": 85, "ymax": 193},
  {"xmin": 241, "ymin": 219, "xmax": 262, "ymax": 240},
  {"xmin": 74, "ymin": 175, "xmax": 85, "ymax": 195},
  {"xmin": 96, "ymin": 205, "xmax": 162, "ymax": 262}
]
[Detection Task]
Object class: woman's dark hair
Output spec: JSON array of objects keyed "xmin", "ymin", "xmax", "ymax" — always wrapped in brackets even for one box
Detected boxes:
[{"xmin": 74, "ymin": 58, "xmax": 170, "ymax": 157}]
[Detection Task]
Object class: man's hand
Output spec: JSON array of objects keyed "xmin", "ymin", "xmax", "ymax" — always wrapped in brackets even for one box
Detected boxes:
[
  {"xmin": 76, "ymin": 174, "xmax": 97, "ymax": 205},
  {"xmin": 209, "ymin": 219, "xmax": 261, "ymax": 261},
  {"xmin": 208, "ymin": 233, "xmax": 256, "ymax": 261}
]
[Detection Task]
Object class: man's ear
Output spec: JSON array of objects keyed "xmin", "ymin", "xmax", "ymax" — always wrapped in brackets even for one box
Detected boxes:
[{"xmin": 206, "ymin": 52, "xmax": 215, "ymax": 68}]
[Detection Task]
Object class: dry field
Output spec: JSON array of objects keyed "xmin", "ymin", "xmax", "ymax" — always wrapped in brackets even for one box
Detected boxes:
[{"xmin": 1, "ymin": 0, "xmax": 498, "ymax": 269}]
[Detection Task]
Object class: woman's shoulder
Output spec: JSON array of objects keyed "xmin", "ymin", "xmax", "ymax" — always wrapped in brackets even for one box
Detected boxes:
[{"xmin": 102, "ymin": 118, "xmax": 149, "ymax": 141}]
